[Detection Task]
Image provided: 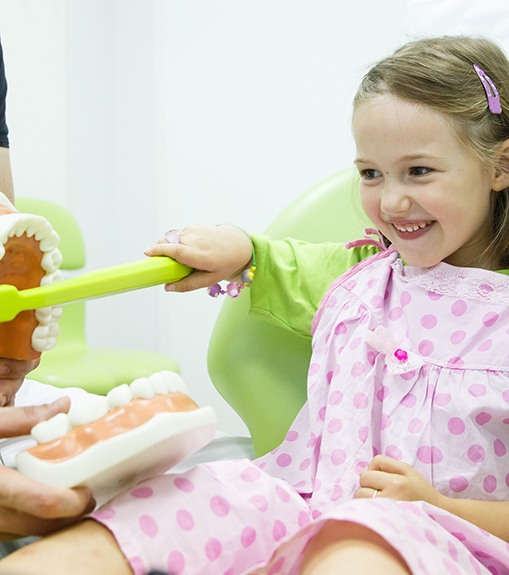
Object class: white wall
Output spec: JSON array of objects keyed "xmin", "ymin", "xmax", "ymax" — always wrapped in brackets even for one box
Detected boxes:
[
  {"xmin": 151, "ymin": 0, "xmax": 408, "ymax": 435},
  {"xmin": 0, "ymin": 0, "xmax": 408, "ymax": 435},
  {"xmin": 0, "ymin": 0, "xmax": 68, "ymax": 203}
]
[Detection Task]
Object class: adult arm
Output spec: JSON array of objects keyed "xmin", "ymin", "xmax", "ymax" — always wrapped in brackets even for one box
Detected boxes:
[
  {"xmin": 0, "ymin": 148, "xmax": 13, "ymax": 204},
  {"xmin": 0, "ymin": 38, "xmax": 13, "ymax": 203}
]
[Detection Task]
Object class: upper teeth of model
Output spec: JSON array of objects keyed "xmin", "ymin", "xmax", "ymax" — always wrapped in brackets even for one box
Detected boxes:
[
  {"xmin": 393, "ymin": 221, "xmax": 431, "ymax": 233},
  {"xmin": 0, "ymin": 212, "xmax": 63, "ymax": 352},
  {"xmin": 30, "ymin": 371, "xmax": 189, "ymax": 444}
]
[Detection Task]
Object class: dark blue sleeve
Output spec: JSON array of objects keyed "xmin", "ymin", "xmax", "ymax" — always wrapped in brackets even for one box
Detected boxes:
[{"xmin": 0, "ymin": 39, "xmax": 9, "ymax": 148}]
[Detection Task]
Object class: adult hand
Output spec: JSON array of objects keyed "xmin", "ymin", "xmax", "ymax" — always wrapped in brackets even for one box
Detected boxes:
[
  {"xmin": 0, "ymin": 395, "xmax": 69, "ymax": 438},
  {"xmin": 0, "ymin": 357, "xmax": 41, "ymax": 407},
  {"xmin": 0, "ymin": 396, "xmax": 95, "ymax": 539},
  {"xmin": 0, "ymin": 466, "xmax": 94, "ymax": 540},
  {"xmin": 355, "ymin": 454, "xmax": 443, "ymax": 506},
  {"xmin": 144, "ymin": 224, "xmax": 253, "ymax": 293}
]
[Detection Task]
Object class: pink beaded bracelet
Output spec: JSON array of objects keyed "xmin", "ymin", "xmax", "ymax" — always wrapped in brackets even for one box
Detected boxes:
[{"xmin": 207, "ymin": 258, "xmax": 256, "ymax": 299}]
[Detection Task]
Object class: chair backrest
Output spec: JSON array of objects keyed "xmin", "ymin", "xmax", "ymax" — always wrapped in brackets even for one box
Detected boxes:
[
  {"xmin": 15, "ymin": 198, "xmax": 86, "ymax": 270},
  {"xmin": 207, "ymin": 167, "xmax": 369, "ymax": 456},
  {"xmin": 15, "ymin": 198, "xmax": 88, "ymax": 345}
]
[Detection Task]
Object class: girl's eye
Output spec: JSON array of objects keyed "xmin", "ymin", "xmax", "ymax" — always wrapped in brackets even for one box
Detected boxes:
[
  {"xmin": 410, "ymin": 166, "xmax": 432, "ymax": 176},
  {"xmin": 359, "ymin": 169, "xmax": 382, "ymax": 180}
]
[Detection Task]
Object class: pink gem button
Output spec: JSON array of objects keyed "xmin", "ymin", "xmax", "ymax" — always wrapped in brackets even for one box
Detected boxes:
[{"xmin": 394, "ymin": 348, "xmax": 408, "ymax": 362}]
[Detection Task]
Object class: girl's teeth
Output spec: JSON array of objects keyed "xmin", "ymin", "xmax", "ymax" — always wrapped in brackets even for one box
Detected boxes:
[{"xmin": 395, "ymin": 222, "xmax": 430, "ymax": 232}]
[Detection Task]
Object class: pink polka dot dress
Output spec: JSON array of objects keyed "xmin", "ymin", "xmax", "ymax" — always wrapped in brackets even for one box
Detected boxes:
[{"xmin": 90, "ymin": 247, "xmax": 509, "ymax": 574}]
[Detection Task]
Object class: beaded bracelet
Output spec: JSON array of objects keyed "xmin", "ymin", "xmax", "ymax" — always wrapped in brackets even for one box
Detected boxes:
[{"xmin": 207, "ymin": 252, "xmax": 256, "ymax": 299}]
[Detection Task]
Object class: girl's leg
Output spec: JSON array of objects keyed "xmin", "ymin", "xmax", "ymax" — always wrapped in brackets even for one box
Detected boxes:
[
  {"xmin": 301, "ymin": 520, "xmax": 411, "ymax": 575},
  {"xmin": 0, "ymin": 520, "xmax": 131, "ymax": 575}
]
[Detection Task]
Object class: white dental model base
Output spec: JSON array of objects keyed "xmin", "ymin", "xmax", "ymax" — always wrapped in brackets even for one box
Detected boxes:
[{"xmin": 17, "ymin": 371, "xmax": 217, "ymax": 504}]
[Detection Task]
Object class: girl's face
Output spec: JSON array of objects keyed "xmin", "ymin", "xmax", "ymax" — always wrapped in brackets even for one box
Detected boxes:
[{"xmin": 353, "ymin": 94, "xmax": 498, "ymax": 269}]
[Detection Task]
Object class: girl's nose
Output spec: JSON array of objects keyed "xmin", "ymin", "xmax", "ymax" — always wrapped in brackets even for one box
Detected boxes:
[{"xmin": 380, "ymin": 185, "xmax": 411, "ymax": 216}]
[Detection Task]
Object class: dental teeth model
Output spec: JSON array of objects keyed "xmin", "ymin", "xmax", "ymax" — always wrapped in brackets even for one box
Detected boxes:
[
  {"xmin": 0, "ymin": 193, "xmax": 62, "ymax": 360},
  {"xmin": 17, "ymin": 370, "xmax": 217, "ymax": 504}
]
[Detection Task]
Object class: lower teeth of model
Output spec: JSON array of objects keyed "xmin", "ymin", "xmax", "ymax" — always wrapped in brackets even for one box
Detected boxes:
[{"xmin": 30, "ymin": 371, "xmax": 188, "ymax": 444}]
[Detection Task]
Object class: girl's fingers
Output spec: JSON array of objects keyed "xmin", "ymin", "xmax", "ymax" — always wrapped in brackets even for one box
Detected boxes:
[
  {"xmin": 165, "ymin": 270, "xmax": 222, "ymax": 293},
  {"xmin": 359, "ymin": 469, "xmax": 385, "ymax": 490},
  {"xmin": 146, "ymin": 245, "xmax": 219, "ymax": 277},
  {"xmin": 144, "ymin": 241, "xmax": 191, "ymax": 263},
  {"xmin": 145, "ymin": 224, "xmax": 253, "ymax": 291},
  {"xmin": 144, "ymin": 239, "xmax": 218, "ymax": 271},
  {"xmin": 355, "ymin": 486, "xmax": 382, "ymax": 499},
  {"xmin": 367, "ymin": 455, "xmax": 410, "ymax": 474}
]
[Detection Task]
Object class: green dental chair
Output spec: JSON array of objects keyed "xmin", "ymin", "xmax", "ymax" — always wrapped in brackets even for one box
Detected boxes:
[
  {"xmin": 208, "ymin": 167, "xmax": 369, "ymax": 457},
  {"xmin": 15, "ymin": 198, "xmax": 180, "ymax": 395}
]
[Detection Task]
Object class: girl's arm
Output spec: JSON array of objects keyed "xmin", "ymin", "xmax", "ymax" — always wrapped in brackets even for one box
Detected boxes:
[
  {"xmin": 146, "ymin": 224, "xmax": 379, "ymax": 336},
  {"xmin": 357, "ymin": 455, "xmax": 509, "ymax": 542}
]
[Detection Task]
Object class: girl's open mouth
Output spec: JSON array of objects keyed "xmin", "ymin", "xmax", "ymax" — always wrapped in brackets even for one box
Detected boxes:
[{"xmin": 392, "ymin": 220, "xmax": 435, "ymax": 239}]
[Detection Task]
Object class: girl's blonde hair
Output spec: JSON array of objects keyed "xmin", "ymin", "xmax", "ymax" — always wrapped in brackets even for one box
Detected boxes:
[{"xmin": 354, "ymin": 36, "xmax": 509, "ymax": 267}]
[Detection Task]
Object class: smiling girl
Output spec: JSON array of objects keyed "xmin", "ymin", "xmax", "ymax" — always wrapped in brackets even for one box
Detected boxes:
[{"xmin": 3, "ymin": 35, "xmax": 509, "ymax": 575}]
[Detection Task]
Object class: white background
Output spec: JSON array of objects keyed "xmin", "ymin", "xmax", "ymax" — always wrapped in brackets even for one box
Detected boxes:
[{"xmin": 0, "ymin": 0, "xmax": 446, "ymax": 435}]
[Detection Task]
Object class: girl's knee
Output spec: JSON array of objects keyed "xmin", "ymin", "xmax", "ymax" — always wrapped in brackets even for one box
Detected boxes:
[
  {"xmin": 301, "ymin": 520, "xmax": 410, "ymax": 575},
  {"xmin": 0, "ymin": 520, "xmax": 131, "ymax": 575}
]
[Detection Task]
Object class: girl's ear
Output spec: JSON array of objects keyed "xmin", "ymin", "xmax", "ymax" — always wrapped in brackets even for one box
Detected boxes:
[{"xmin": 492, "ymin": 139, "xmax": 509, "ymax": 192}]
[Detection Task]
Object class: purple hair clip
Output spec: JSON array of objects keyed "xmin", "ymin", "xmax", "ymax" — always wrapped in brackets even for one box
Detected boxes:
[{"xmin": 473, "ymin": 63, "xmax": 502, "ymax": 115}]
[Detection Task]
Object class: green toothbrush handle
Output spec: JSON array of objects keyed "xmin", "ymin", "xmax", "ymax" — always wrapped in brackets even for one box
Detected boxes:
[{"xmin": 0, "ymin": 257, "xmax": 192, "ymax": 322}]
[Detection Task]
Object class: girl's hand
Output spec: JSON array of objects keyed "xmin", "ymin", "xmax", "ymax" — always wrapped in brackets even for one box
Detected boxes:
[
  {"xmin": 144, "ymin": 224, "xmax": 253, "ymax": 293},
  {"xmin": 355, "ymin": 455, "xmax": 443, "ymax": 506}
]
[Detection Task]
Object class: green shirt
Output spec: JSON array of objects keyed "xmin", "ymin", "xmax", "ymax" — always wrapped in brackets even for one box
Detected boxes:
[{"xmin": 249, "ymin": 233, "xmax": 378, "ymax": 339}]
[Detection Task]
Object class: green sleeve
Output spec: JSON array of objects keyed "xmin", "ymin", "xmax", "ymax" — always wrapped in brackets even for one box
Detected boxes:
[{"xmin": 249, "ymin": 233, "xmax": 377, "ymax": 338}]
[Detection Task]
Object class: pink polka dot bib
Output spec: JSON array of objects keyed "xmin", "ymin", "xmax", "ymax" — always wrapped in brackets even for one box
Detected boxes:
[
  {"xmin": 91, "ymin": 246, "xmax": 509, "ymax": 575},
  {"xmin": 258, "ymin": 249, "xmax": 509, "ymax": 514}
]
